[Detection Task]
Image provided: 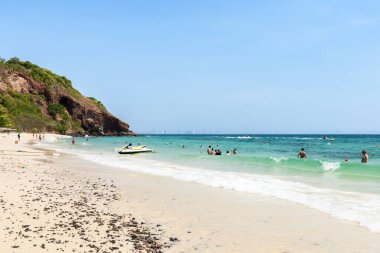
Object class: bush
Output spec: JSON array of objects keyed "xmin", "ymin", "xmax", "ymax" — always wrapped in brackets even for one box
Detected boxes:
[
  {"xmin": 1, "ymin": 92, "xmax": 41, "ymax": 116},
  {"xmin": 0, "ymin": 105, "xmax": 11, "ymax": 127},
  {"xmin": 70, "ymin": 120, "xmax": 84, "ymax": 133},
  {"xmin": 48, "ymin": 103, "xmax": 65, "ymax": 115},
  {"xmin": 56, "ymin": 123, "xmax": 68, "ymax": 134},
  {"xmin": 0, "ymin": 92, "xmax": 56, "ymax": 131},
  {"xmin": 13, "ymin": 113, "xmax": 52, "ymax": 132}
]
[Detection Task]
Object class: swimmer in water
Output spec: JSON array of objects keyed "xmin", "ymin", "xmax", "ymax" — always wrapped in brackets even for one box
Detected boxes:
[
  {"xmin": 361, "ymin": 150, "xmax": 368, "ymax": 163},
  {"xmin": 297, "ymin": 148, "xmax": 307, "ymax": 159},
  {"xmin": 207, "ymin": 146, "xmax": 212, "ymax": 155}
]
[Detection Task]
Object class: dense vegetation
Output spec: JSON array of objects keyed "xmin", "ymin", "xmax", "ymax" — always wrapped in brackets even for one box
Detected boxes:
[
  {"xmin": 0, "ymin": 57, "xmax": 107, "ymax": 134},
  {"xmin": 0, "ymin": 90, "xmax": 55, "ymax": 131}
]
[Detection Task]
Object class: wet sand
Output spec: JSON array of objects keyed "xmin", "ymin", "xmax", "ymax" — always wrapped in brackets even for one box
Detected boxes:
[{"xmin": 1, "ymin": 133, "xmax": 380, "ymax": 253}]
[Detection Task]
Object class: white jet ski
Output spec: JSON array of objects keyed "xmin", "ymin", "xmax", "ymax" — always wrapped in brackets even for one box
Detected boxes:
[{"xmin": 118, "ymin": 145, "xmax": 153, "ymax": 154}]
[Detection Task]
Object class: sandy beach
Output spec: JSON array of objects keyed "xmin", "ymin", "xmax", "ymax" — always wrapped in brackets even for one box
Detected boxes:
[
  {"xmin": 1, "ymin": 133, "xmax": 380, "ymax": 253},
  {"xmin": 0, "ymin": 133, "xmax": 171, "ymax": 253}
]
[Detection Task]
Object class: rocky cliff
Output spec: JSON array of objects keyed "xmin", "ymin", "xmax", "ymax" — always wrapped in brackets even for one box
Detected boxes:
[{"xmin": 0, "ymin": 57, "xmax": 132, "ymax": 135}]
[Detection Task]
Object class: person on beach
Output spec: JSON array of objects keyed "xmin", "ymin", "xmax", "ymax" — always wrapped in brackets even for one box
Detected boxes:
[
  {"xmin": 17, "ymin": 133, "xmax": 20, "ymax": 141},
  {"xmin": 298, "ymin": 148, "xmax": 307, "ymax": 159},
  {"xmin": 361, "ymin": 150, "xmax": 368, "ymax": 163},
  {"xmin": 232, "ymin": 148, "xmax": 237, "ymax": 155}
]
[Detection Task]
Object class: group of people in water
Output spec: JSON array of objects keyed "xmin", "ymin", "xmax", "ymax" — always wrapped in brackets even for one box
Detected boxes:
[
  {"xmin": 205, "ymin": 142, "xmax": 370, "ymax": 163},
  {"xmin": 207, "ymin": 146, "xmax": 237, "ymax": 156},
  {"xmin": 297, "ymin": 148, "xmax": 369, "ymax": 163}
]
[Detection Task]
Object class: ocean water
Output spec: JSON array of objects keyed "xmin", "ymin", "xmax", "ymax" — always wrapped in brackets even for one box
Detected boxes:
[{"xmin": 39, "ymin": 134, "xmax": 380, "ymax": 233}]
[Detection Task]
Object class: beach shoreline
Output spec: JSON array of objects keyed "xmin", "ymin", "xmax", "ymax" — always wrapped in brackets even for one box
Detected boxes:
[{"xmin": 1, "ymin": 133, "xmax": 380, "ymax": 252}]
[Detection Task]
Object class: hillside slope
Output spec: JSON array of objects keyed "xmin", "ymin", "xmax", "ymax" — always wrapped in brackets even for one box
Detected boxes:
[{"xmin": 0, "ymin": 57, "xmax": 132, "ymax": 135}]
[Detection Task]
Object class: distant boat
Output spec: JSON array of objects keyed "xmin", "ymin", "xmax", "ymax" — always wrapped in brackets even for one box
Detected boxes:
[{"xmin": 118, "ymin": 145, "xmax": 153, "ymax": 154}]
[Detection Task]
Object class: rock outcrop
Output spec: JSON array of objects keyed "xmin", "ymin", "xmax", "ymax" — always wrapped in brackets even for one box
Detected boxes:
[{"xmin": 0, "ymin": 57, "xmax": 132, "ymax": 135}]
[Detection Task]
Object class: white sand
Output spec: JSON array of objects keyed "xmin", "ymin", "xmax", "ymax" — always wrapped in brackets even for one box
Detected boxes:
[
  {"xmin": 1, "ymin": 132, "xmax": 380, "ymax": 253},
  {"xmin": 0, "ymin": 133, "xmax": 169, "ymax": 252}
]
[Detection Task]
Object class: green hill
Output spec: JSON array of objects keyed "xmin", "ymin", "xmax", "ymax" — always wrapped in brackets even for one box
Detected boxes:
[{"xmin": 0, "ymin": 57, "xmax": 131, "ymax": 135}]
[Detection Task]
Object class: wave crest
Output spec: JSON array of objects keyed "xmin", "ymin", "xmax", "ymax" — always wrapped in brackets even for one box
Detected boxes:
[
  {"xmin": 321, "ymin": 161, "xmax": 341, "ymax": 171},
  {"xmin": 225, "ymin": 136, "xmax": 252, "ymax": 139}
]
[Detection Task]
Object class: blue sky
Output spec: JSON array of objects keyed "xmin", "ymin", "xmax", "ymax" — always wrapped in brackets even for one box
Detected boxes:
[{"xmin": 1, "ymin": 0, "xmax": 380, "ymax": 133}]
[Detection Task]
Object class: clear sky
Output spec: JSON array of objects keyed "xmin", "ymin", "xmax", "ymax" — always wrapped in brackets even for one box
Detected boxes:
[{"xmin": 1, "ymin": 0, "xmax": 380, "ymax": 134}]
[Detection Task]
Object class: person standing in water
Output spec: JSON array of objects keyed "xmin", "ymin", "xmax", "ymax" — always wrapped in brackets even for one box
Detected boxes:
[
  {"xmin": 207, "ymin": 146, "xmax": 212, "ymax": 155},
  {"xmin": 298, "ymin": 148, "xmax": 307, "ymax": 159},
  {"xmin": 361, "ymin": 150, "xmax": 369, "ymax": 163},
  {"xmin": 72, "ymin": 136, "xmax": 76, "ymax": 145}
]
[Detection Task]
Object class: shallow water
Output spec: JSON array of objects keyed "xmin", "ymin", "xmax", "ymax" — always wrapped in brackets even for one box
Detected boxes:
[{"xmin": 40, "ymin": 134, "xmax": 380, "ymax": 233}]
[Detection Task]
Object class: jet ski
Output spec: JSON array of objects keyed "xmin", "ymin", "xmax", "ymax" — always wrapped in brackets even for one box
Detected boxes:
[{"xmin": 118, "ymin": 144, "xmax": 153, "ymax": 154}]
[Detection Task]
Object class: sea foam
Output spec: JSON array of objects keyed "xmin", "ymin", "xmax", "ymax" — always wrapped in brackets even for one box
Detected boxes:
[
  {"xmin": 270, "ymin": 157, "xmax": 289, "ymax": 163},
  {"xmin": 321, "ymin": 161, "xmax": 341, "ymax": 171}
]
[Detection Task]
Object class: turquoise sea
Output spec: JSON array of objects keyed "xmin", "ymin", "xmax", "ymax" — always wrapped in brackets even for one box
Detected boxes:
[{"xmin": 40, "ymin": 134, "xmax": 380, "ymax": 233}]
